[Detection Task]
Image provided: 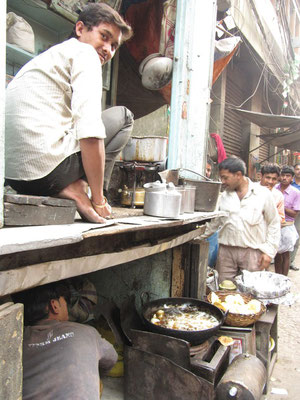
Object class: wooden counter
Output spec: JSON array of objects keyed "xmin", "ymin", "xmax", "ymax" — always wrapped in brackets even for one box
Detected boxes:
[{"xmin": 0, "ymin": 208, "xmax": 225, "ymax": 296}]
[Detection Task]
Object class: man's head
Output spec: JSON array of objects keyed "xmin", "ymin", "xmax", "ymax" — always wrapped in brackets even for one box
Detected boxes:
[
  {"xmin": 260, "ymin": 163, "xmax": 280, "ymax": 190},
  {"xmin": 280, "ymin": 165, "xmax": 295, "ymax": 188},
  {"xmin": 70, "ymin": 3, "xmax": 132, "ymax": 65},
  {"xmin": 12, "ymin": 282, "xmax": 70, "ymax": 326},
  {"xmin": 294, "ymin": 163, "xmax": 300, "ymax": 180},
  {"xmin": 218, "ymin": 157, "xmax": 246, "ymax": 191},
  {"xmin": 206, "ymin": 158, "xmax": 213, "ymax": 178}
]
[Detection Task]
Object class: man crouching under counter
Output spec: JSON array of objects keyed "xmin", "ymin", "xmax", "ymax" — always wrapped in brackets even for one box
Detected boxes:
[
  {"xmin": 12, "ymin": 282, "xmax": 117, "ymax": 400},
  {"xmin": 5, "ymin": 3, "xmax": 133, "ymax": 223}
]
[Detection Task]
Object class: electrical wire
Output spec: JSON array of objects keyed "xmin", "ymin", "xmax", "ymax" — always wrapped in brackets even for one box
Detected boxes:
[{"xmin": 212, "ymin": 2, "xmax": 299, "ymax": 116}]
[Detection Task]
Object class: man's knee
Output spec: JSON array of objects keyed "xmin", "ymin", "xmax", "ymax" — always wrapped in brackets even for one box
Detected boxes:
[{"xmin": 123, "ymin": 106, "xmax": 134, "ymax": 125}]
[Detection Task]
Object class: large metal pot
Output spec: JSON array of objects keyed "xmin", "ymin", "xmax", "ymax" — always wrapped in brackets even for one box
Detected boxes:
[
  {"xmin": 122, "ymin": 136, "xmax": 168, "ymax": 162},
  {"xmin": 142, "ymin": 297, "xmax": 226, "ymax": 345}
]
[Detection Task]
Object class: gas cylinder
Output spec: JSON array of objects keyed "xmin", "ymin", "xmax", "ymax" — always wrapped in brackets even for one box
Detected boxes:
[{"xmin": 216, "ymin": 353, "xmax": 267, "ymax": 400}]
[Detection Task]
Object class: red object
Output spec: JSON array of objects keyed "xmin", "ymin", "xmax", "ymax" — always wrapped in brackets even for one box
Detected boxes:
[{"xmin": 210, "ymin": 133, "xmax": 227, "ymax": 163}]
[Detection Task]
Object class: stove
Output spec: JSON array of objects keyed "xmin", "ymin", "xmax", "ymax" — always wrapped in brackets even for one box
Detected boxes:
[
  {"xmin": 119, "ymin": 160, "xmax": 166, "ymax": 208},
  {"xmin": 96, "ymin": 298, "xmax": 230, "ymax": 400},
  {"xmin": 124, "ymin": 329, "xmax": 230, "ymax": 400}
]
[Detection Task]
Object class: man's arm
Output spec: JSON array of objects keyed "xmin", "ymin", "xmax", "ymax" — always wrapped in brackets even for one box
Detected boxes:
[
  {"xmin": 285, "ymin": 208, "xmax": 299, "ymax": 219},
  {"xmin": 80, "ymin": 138, "xmax": 111, "ymax": 218},
  {"xmin": 259, "ymin": 191, "xmax": 280, "ymax": 266}
]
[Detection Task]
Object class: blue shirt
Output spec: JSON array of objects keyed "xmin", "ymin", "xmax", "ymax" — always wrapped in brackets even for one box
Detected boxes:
[{"xmin": 291, "ymin": 179, "xmax": 300, "ymax": 191}]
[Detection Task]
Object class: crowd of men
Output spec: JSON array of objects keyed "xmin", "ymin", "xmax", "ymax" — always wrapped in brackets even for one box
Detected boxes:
[{"xmin": 203, "ymin": 157, "xmax": 300, "ymax": 281}]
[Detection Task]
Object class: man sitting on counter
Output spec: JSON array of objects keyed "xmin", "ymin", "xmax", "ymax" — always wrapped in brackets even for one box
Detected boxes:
[{"xmin": 5, "ymin": 3, "xmax": 134, "ymax": 223}]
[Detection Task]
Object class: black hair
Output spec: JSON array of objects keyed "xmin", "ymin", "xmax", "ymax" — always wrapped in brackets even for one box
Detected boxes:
[
  {"xmin": 294, "ymin": 162, "xmax": 300, "ymax": 168},
  {"xmin": 218, "ymin": 157, "xmax": 246, "ymax": 175},
  {"xmin": 207, "ymin": 158, "xmax": 213, "ymax": 166},
  {"xmin": 12, "ymin": 281, "xmax": 70, "ymax": 326},
  {"xmin": 281, "ymin": 165, "xmax": 295, "ymax": 176},
  {"xmin": 261, "ymin": 163, "xmax": 280, "ymax": 177},
  {"xmin": 69, "ymin": 3, "xmax": 133, "ymax": 43}
]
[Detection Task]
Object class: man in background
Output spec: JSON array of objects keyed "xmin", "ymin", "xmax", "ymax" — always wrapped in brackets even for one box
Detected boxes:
[
  {"xmin": 201, "ymin": 157, "xmax": 280, "ymax": 282},
  {"xmin": 275, "ymin": 165, "xmax": 300, "ymax": 275},
  {"xmin": 290, "ymin": 162, "xmax": 300, "ymax": 270},
  {"xmin": 13, "ymin": 282, "xmax": 117, "ymax": 400},
  {"xmin": 259, "ymin": 163, "xmax": 285, "ymax": 224}
]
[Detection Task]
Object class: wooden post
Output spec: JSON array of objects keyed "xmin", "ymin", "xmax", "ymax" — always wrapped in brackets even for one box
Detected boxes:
[
  {"xmin": 0, "ymin": 0, "xmax": 6, "ymax": 228},
  {"xmin": 0, "ymin": 302, "xmax": 24, "ymax": 400},
  {"xmin": 171, "ymin": 245, "xmax": 189, "ymax": 297},
  {"xmin": 189, "ymin": 239, "xmax": 209, "ymax": 300}
]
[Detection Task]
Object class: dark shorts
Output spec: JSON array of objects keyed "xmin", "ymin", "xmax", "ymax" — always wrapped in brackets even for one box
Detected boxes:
[{"xmin": 6, "ymin": 152, "xmax": 86, "ymax": 196}]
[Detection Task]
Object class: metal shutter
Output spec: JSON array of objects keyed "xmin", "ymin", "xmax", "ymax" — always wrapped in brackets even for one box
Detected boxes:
[
  {"xmin": 259, "ymin": 126, "xmax": 270, "ymax": 162},
  {"xmin": 223, "ymin": 72, "xmax": 244, "ymax": 157}
]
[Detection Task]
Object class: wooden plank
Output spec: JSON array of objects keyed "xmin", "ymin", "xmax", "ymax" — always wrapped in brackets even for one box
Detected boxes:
[
  {"xmin": 0, "ymin": 303, "xmax": 23, "ymax": 400},
  {"xmin": 4, "ymin": 193, "xmax": 76, "ymax": 207},
  {"xmin": 189, "ymin": 239, "xmax": 209, "ymax": 300},
  {"xmin": 4, "ymin": 202, "xmax": 76, "ymax": 226},
  {"xmin": 171, "ymin": 246, "xmax": 185, "ymax": 297},
  {"xmin": 84, "ymin": 210, "xmax": 226, "ymax": 238},
  {"xmin": 0, "ymin": 228, "xmax": 203, "ymax": 296}
]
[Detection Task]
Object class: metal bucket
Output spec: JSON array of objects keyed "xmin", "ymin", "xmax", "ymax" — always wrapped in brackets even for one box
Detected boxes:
[
  {"xmin": 172, "ymin": 169, "xmax": 221, "ymax": 212},
  {"xmin": 182, "ymin": 179, "xmax": 221, "ymax": 212}
]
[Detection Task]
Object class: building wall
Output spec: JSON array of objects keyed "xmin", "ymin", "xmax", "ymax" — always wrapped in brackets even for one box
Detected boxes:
[{"xmin": 0, "ymin": 1, "xmax": 6, "ymax": 228}]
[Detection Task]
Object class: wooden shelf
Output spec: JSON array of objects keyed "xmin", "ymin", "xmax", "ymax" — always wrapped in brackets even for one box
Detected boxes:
[
  {"xmin": 6, "ymin": 43, "xmax": 35, "ymax": 67},
  {"xmin": 7, "ymin": 0, "xmax": 73, "ymax": 35}
]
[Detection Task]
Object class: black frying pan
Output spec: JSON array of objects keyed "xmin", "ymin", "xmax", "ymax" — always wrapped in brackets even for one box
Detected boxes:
[{"xmin": 142, "ymin": 297, "xmax": 226, "ymax": 345}]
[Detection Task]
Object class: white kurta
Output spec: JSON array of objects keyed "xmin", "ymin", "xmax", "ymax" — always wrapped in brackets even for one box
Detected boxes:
[{"xmin": 5, "ymin": 38, "xmax": 106, "ymax": 180}]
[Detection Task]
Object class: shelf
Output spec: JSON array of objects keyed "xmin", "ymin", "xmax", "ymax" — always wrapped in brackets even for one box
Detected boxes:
[
  {"xmin": 7, "ymin": 0, "xmax": 73, "ymax": 35},
  {"xmin": 6, "ymin": 43, "xmax": 35, "ymax": 67}
]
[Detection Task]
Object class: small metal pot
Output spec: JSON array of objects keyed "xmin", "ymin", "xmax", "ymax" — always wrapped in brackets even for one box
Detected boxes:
[{"xmin": 120, "ymin": 186, "xmax": 145, "ymax": 206}]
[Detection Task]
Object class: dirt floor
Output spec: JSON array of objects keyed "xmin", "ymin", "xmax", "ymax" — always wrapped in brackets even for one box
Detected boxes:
[{"xmin": 265, "ymin": 252, "xmax": 300, "ymax": 399}]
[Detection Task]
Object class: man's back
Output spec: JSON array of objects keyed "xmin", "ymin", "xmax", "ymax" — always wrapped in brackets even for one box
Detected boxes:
[
  {"xmin": 5, "ymin": 38, "xmax": 105, "ymax": 181},
  {"xmin": 23, "ymin": 319, "xmax": 117, "ymax": 400}
]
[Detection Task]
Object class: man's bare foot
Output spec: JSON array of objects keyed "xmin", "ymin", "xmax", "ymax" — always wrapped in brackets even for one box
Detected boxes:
[{"xmin": 57, "ymin": 179, "xmax": 106, "ymax": 223}]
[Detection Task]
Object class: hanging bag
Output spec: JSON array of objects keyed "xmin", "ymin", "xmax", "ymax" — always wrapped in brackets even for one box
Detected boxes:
[{"xmin": 6, "ymin": 12, "xmax": 35, "ymax": 54}]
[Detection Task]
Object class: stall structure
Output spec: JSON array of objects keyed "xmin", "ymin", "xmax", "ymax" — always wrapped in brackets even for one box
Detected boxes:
[{"xmin": 0, "ymin": 209, "xmax": 225, "ymax": 400}]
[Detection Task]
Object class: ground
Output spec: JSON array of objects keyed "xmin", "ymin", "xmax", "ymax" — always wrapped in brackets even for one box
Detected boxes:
[{"xmin": 266, "ymin": 252, "xmax": 300, "ymax": 399}]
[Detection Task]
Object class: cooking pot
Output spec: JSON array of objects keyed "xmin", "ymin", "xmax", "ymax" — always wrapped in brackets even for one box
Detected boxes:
[
  {"xmin": 122, "ymin": 136, "xmax": 168, "ymax": 162},
  {"xmin": 120, "ymin": 186, "xmax": 145, "ymax": 207},
  {"xmin": 139, "ymin": 53, "xmax": 173, "ymax": 90},
  {"xmin": 142, "ymin": 297, "xmax": 226, "ymax": 345}
]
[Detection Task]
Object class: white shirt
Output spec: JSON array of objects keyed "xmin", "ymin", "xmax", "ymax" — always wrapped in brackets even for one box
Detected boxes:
[
  {"xmin": 203, "ymin": 178, "xmax": 280, "ymax": 258},
  {"xmin": 5, "ymin": 38, "xmax": 106, "ymax": 180}
]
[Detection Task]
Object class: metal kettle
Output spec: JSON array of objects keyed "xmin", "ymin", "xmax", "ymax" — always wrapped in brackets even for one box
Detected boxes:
[{"xmin": 143, "ymin": 181, "xmax": 181, "ymax": 218}]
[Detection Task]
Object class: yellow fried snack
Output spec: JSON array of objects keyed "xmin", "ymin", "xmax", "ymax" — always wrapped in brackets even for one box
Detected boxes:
[{"xmin": 218, "ymin": 336, "xmax": 234, "ymax": 346}]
